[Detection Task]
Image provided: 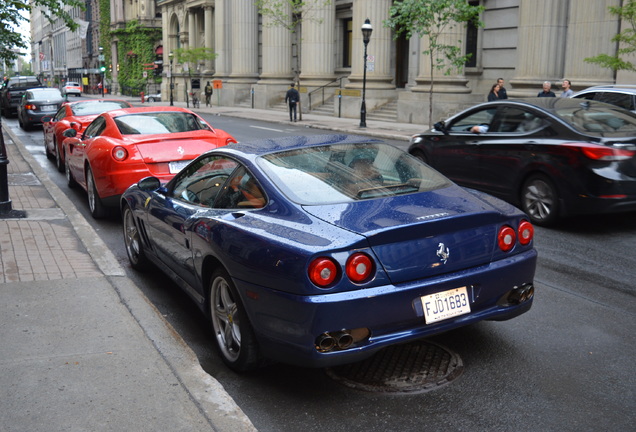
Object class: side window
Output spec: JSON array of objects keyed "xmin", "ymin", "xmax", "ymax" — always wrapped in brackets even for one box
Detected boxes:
[
  {"xmin": 171, "ymin": 156, "xmax": 239, "ymax": 207},
  {"xmin": 492, "ymin": 107, "xmax": 544, "ymax": 133},
  {"xmin": 598, "ymin": 92, "xmax": 631, "ymax": 111},
  {"xmin": 54, "ymin": 107, "xmax": 66, "ymax": 121},
  {"xmin": 83, "ymin": 117, "xmax": 106, "ymax": 138},
  {"xmin": 449, "ymin": 108, "xmax": 497, "ymax": 132},
  {"xmin": 215, "ymin": 166, "xmax": 266, "ymax": 209}
]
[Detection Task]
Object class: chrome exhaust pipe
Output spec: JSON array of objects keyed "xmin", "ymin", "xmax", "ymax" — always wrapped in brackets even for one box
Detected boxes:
[
  {"xmin": 316, "ymin": 333, "xmax": 336, "ymax": 352},
  {"xmin": 334, "ymin": 331, "xmax": 354, "ymax": 349}
]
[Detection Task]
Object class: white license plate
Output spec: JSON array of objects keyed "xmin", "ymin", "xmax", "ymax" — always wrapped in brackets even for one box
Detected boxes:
[
  {"xmin": 421, "ymin": 287, "xmax": 471, "ymax": 324},
  {"xmin": 41, "ymin": 105, "xmax": 56, "ymax": 111},
  {"xmin": 169, "ymin": 160, "xmax": 191, "ymax": 174}
]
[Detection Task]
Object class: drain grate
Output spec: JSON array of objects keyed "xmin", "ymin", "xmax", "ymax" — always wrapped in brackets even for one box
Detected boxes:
[
  {"xmin": 325, "ymin": 341, "xmax": 463, "ymax": 394},
  {"xmin": 8, "ymin": 173, "xmax": 41, "ymax": 186}
]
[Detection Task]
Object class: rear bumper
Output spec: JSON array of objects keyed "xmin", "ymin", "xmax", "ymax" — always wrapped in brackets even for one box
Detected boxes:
[{"xmin": 235, "ymin": 248, "xmax": 538, "ymax": 368}]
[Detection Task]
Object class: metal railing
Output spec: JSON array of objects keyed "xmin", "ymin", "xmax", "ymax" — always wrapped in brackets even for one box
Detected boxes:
[{"xmin": 307, "ymin": 77, "xmax": 345, "ymax": 112}]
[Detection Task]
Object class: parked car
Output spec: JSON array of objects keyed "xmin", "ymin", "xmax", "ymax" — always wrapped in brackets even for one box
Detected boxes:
[
  {"xmin": 61, "ymin": 81, "xmax": 82, "ymax": 97},
  {"xmin": 17, "ymin": 87, "xmax": 65, "ymax": 131},
  {"xmin": 121, "ymin": 134, "xmax": 537, "ymax": 371},
  {"xmin": 0, "ymin": 76, "xmax": 44, "ymax": 117},
  {"xmin": 145, "ymin": 92, "xmax": 161, "ymax": 102},
  {"xmin": 43, "ymin": 99, "xmax": 133, "ymax": 172},
  {"xmin": 571, "ymin": 85, "xmax": 636, "ymax": 113},
  {"xmin": 408, "ymin": 98, "xmax": 636, "ymax": 226},
  {"xmin": 62, "ymin": 106, "xmax": 237, "ymax": 218}
]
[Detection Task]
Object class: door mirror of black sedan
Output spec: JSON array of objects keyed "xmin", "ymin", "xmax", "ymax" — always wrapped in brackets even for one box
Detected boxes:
[
  {"xmin": 63, "ymin": 128, "xmax": 77, "ymax": 138},
  {"xmin": 137, "ymin": 176, "xmax": 162, "ymax": 192},
  {"xmin": 433, "ymin": 121, "xmax": 448, "ymax": 134}
]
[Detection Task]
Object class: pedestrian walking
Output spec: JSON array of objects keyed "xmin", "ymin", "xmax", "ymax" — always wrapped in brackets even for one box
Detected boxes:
[
  {"xmin": 497, "ymin": 78, "xmax": 508, "ymax": 99},
  {"xmin": 204, "ymin": 81, "xmax": 213, "ymax": 107},
  {"xmin": 487, "ymin": 83, "xmax": 501, "ymax": 102},
  {"xmin": 285, "ymin": 83, "xmax": 300, "ymax": 122}
]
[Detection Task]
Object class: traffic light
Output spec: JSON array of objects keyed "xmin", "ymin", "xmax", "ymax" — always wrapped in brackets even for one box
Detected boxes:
[
  {"xmin": 100, "ymin": 65, "xmax": 106, "ymax": 73},
  {"xmin": 154, "ymin": 61, "xmax": 163, "ymax": 77}
]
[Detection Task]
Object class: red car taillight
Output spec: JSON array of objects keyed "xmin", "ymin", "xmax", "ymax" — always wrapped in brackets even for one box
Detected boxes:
[
  {"xmin": 564, "ymin": 143, "xmax": 636, "ymax": 161},
  {"xmin": 308, "ymin": 257, "xmax": 338, "ymax": 287},
  {"xmin": 112, "ymin": 146, "xmax": 128, "ymax": 161},
  {"xmin": 25, "ymin": 104, "xmax": 37, "ymax": 110},
  {"xmin": 518, "ymin": 220, "xmax": 534, "ymax": 245},
  {"xmin": 345, "ymin": 253, "xmax": 375, "ymax": 283},
  {"xmin": 498, "ymin": 225, "xmax": 517, "ymax": 252}
]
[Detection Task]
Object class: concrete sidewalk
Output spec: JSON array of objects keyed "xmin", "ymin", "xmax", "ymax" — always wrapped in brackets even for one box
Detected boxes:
[
  {"xmin": 0, "ymin": 126, "xmax": 256, "ymax": 431},
  {"xmin": 0, "ymin": 101, "xmax": 424, "ymax": 431}
]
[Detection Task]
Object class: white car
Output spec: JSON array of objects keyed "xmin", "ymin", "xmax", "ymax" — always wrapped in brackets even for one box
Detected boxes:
[
  {"xmin": 62, "ymin": 82, "xmax": 82, "ymax": 97},
  {"xmin": 145, "ymin": 93, "xmax": 161, "ymax": 102}
]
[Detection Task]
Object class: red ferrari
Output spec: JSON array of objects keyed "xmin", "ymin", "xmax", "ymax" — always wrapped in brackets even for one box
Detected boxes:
[
  {"xmin": 62, "ymin": 106, "xmax": 238, "ymax": 218},
  {"xmin": 43, "ymin": 99, "xmax": 132, "ymax": 172}
]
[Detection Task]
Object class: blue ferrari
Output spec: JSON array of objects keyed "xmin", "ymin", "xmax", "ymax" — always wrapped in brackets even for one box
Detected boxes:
[{"xmin": 121, "ymin": 134, "xmax": 537, "ymax": 371}]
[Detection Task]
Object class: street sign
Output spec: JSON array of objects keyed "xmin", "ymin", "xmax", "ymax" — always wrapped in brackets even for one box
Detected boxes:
[
  {"xmin": 213, "ymin": 80, "xmax": 222, "ymax": 89},
  {"xmin": 143, "ymin": 71, "xmax": 148, "ymax": 78}
]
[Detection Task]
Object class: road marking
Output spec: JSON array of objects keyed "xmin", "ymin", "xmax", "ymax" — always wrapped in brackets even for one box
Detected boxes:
[{"xmin": 250, "ymin": 125, "xmax": 284, "ymax": 132}]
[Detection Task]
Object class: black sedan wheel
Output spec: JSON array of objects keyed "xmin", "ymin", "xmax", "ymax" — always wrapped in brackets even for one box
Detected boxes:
[
  {"xmin": 86, "ymin": 166, "xmax": 107, "ymax": 219},
  {"xmin": 521, "ymin": 175, "xmax": 559, "ymax": 226},
  {"xmin": 410, "ymin": 149, "xmax": 429, "ymax": 164},
  {"xmin": 122, "ymin": 204, "xmax": 148, "ymax": 270},
  {"xmin": 209, "ymin": 269, "xmax": 262, "ymax": 372}
]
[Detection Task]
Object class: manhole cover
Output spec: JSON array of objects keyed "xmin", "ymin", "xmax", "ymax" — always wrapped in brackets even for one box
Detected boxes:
[
  {"xmin": 8, "ymin": 173, "xmax": 40, "ymax": 186},
  {"xmin": 325, "ymin": 341, "xmax": 463, "ymax": 394}
]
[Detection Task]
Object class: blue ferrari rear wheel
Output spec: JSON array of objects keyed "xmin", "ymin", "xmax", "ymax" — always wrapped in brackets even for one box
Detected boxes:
[
  {"xmin": 209, "ymin": 269, "xmax": 262, "ymax": 371},
  {"xmin": 122, "ymin": 204, "xmax": 148, "ymax": 270}
]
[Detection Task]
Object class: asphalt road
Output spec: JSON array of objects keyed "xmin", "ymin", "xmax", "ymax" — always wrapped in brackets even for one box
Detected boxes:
[{"xmin": 6, "ymin": 111, "xmax": 636, "ymax": 432}]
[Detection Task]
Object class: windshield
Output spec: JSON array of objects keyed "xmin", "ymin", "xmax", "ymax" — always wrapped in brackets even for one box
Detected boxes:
[
  {"xmin": 555, "ymin": 103, "xmax": 636, "ymax": 136},
  {"xmin": 71, "ymin": 101, "xmax": 130, "ymax": 116},
  {"xmin": 258, "ymin": 142, "xmax": 450, "ymax": 205},
  {"xmin": 114, "ymin": 112, "xmax": 211, "ymax": 135}
]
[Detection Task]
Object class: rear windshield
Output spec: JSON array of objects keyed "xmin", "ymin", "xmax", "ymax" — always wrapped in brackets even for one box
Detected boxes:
[
  {"xmin": 258, "ymin": 142, "xmax": 450, "ymax": 205},
  {"xmin": 555, "ymin": 103, "xmax": 636, "ymax": 136},
  {"xmin": 8, "ymin": 78, "xmax": 41, "ymax": 89},
  {"xmin": 71, "ymin": 101, "xmax": 130, "ymax": 116},
  {"xmin": 114, "ymin": 112, "xmax": 211, "ymax": 134},
  {"xmin": 30, "ymin": 89, "xmax": 62, "ymax": 99}
]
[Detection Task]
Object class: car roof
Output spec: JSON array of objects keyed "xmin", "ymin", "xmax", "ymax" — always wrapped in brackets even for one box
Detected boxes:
[
  {"xmin": 223, "ymin": 134, "xmax": 382, "ymax": 157},
  {"xmin": 101, "ymin": 106, "xmax": 196, "ymax": 118},
  {"xmin": 573, "ymin": 85, "xmax": 636, "ymax": 96},
  {"xmin": 463, "ymin": 97, "xmax": 621, "ymax": 113}
]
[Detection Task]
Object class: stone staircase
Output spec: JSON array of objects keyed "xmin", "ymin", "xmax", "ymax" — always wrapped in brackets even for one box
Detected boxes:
[
  {"xmin": 308, "ymin": 96, "xmax": 335, "ymax": 116},
  {"xmin": 366, "ymin": 100, "xmax": 397, "ymax": 122}
]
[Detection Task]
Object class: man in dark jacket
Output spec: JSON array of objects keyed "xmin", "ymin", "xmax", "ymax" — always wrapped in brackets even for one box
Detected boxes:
[
  {"xmin": 538, "ymin": 81, "xmax": 556, "ymax": 97},
  {"xmin": 285, "ymin": 83, "xmax": 300, "ymax": 121}
]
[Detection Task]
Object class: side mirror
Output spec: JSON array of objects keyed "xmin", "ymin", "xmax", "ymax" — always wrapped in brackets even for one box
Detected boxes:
[
  {"xmin": 63, "ymin": 128, "xmax": 77, "ymax": 138},
  {"xmin": 433, "ymin": 121, "xmax": 448, "ymax": 134},
  {"xmin": 137, "ymin": 176, "xmax": 162, "ymax": 192}
]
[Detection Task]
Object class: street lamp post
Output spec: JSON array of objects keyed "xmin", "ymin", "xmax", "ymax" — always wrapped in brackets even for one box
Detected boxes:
[
  {"xmin": 98, "ymin": 46, "xmax": 104, "ymax": 97},
  {"xmin": 169, "ymin": 52, "xmax": 174, "ymax": 106},
  {"xmin": 360, "ymin": 18, "xmax": 373, "ymax": 128}
]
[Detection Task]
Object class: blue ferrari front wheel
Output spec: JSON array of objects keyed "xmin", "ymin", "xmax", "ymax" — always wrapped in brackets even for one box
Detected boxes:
[{"xmin": 209, "ymin": 269, "xmax": 263, "ymax": 371}]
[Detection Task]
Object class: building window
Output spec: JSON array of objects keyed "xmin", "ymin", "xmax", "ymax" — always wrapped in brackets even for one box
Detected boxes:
[
  {"xmin": 343, "ymin": 18, "xmax": 352, "ymax": 68},
  {"xmin": 465, "ymin": 1, "xmax": 479, "ymax": 68}
]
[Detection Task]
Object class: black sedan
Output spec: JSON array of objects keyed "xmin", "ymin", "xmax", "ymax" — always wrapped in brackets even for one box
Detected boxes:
[
  {"xmin": 18, "ymin": 87, "xmax": 65, "ymax": 130},
  {"xmin": 408, "ymin": 98, "xmax": 636, "ymax": 225}
]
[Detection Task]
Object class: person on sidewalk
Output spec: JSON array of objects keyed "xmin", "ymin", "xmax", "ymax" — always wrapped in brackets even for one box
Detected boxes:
[
  {"xmin": 560, "ymin": 79, "xmax": 574, "ymax": 98},
  {"xmin": 487, "ymin": 83, "xmax": 501, "ymax": 102},
  {"xmin": 538, "ymin": 81, "xmax": 556, "ymax": 97},
  {"xmin": 285, "ymin": 83, "xmax": 300, "ymax": 122},
  {"xmin": 204, "ymin": 81, "xmax": 213, "ymax": 107},
  {"xmin": 497, "ymin": 78, "xmax": 508, "ymax": 99}
]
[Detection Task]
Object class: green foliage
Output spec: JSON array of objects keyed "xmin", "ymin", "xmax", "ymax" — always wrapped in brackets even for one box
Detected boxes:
[
  {"xmin": 98, "ymin": 0, "xmax": 111, "ymax": 79},
  {"xmin": 385, "ymin": 0, "xmax": 484, "ymax": 125},
  {"xmin": 256, "ymin": 0, "xmax": 332, "ymax": 31},
  {"xmin": 0, "ymin": 0, "xmax": 84, "ymax": 62},
  {"xmin": 112, "ymin": 20, "xmax": 162, "ymax": 90},
  {"xmin": 173, "ymin": 47, "xmax": 218, "ymax": 66},
  {"xmin": 585, "ymin": 1, "xmax": 636, "ymax": 72}
]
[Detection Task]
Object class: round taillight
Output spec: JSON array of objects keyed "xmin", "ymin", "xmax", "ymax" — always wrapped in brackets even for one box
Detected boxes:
[
  {"xmin": 518, "ymin": 220, "xmax": 534, "ymax": 245},
  {"xmin": 498, "ymin": 225, "xmax": 516, "ymax": 252},
  {"xmin": 112, "ymin": 146, "xmax": 128, "ymax": 161},
  {"xmin": 345, "ymin": 253, "xmax": 374, "ymax": 283},
  {"xmin": 308, "ymin": 257, "xmax": 338, "ymax": 288}
]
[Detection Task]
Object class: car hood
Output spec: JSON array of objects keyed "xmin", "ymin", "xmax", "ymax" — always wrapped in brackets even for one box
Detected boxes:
[
  {"xmin": 303, "ymin": 185, "xmax": 517, "ymax": 284},
  {"xmin": 124, "ymin": 133, "xmax": 224, "ymax": 162}
]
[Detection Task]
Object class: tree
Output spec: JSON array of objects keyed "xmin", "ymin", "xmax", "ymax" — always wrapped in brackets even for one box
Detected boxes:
[
  {"xmin": 0, "ymin": 0, "xmax": 83, "ymax": 63},
  {"xmin": 255, "ymin": 0, "xmax": 332, "ymax": 119},
  {"xmin": 385, "ymin": 0, "xmax": 484, "ymax": 126},
  {"xmin": 585, "ymin": 1, "xmax": 636, "ymax": 72},
  {"xmin": 173, "ymin": 47, "xmax": 217, "ymax": 107}
]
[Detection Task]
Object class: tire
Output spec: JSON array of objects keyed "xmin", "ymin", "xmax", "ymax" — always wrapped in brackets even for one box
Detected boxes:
[
  {"xmin": 44, "ymin": 138, "xmax": 53, "ymax": 160},
  {"xmin": 54, "ymin": 139, "xmax": 64, "ymax": 172},
  {"xmin": 411, "ymin": 149, "xmax": 429, "ymax": 164},
  {"xmin": 86, "ymin": 166, "xmax": 107, "ymax": 219},
  {"xmin": 209, "ymin": 269, "xmax": 263, "ymax": 372},
  {"xmin": 64, "ymin": 149, "xmax": 77, "ymax": 188},
  {"xmin": 520, "ymin": 174, "xmax": 559, "ymax": 226},
  {"xmin": 122, "ymin": 204, "xmax": 149, "ymax": 270},
  {"xmin": 147, "ymin": 97, "xmax": 155, "ymax": 102}
]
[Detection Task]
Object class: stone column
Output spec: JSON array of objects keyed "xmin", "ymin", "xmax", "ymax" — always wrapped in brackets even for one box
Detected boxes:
[
  {"xmin": 563, "ymin": 0, "xmax": 620, "ymax": 89},
  {"xmin": 259, "ymin": 3, "xmax": 293, "ymax": 83},
  {"xmin": 203, "ymin": 6, "xmax": 214, "ymax": 74},
  {"xmin": 509, "ymin": 0, "xmax": 569, "ymax": 96},
  {"xmin": 299, "ymin": 1, "xmax": 335, "ymax": 85},
  {"xmin": 214, "ymin": 0, "xmax": 229, "ymax": 79},
  {"xmin": 346, "ymin": 0, "xmax": 394, "ymax": 90},
  {"xmin": 188, "ymin": 9, "xmax": 196, "ymax": 49},
  {"xmin": 228, "ymin": 1, "xmax": 259, "ymax": 83}
]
